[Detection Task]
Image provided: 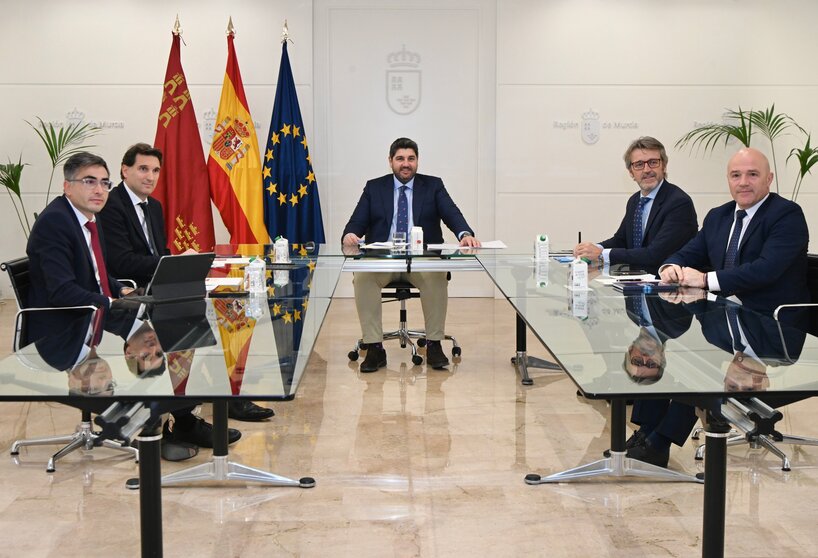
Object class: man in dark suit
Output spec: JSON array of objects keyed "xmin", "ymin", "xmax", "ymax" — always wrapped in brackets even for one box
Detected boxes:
[
  {"xmin": 660, "ymin": 147, "xmax": 809, "ymax": 312},
  {"xmin": 342, "ymin": 137, "xmax": 480, "ymax": 372},
  {"xmin": 97, "ymin": 143, "xmax": 169, "ymax": 288},
  {"xmin": 98, "ymin": 144, "xmax": 271, "ymax": 437},
  {"xmin": 574, "ymin": 136, "xmax": 698, "ymax": 274},
  {"xmin": 26, "ymin": 152, "xmax": 133, "ymax": 342},
  {"xmin": 626, "ymin": 147, "xmax": 811, "ymax": 467}
]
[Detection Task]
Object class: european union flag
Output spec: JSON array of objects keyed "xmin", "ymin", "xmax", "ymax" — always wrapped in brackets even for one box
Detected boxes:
[{"xmin": 263, "ymin": 42, "xmax": 326, "ymax": 246}]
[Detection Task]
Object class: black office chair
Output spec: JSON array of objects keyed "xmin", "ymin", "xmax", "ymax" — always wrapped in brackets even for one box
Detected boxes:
[
  {"xmin": 347, "ymin": 275, "xmax": 461, "ymax": 366},
  {"xmin": 1, "ymin": 257, "xmax": 138, "ymax": 472},
  {"xmin": 691, "ymin": 254, "xmax": 818, "ymax": 471}
]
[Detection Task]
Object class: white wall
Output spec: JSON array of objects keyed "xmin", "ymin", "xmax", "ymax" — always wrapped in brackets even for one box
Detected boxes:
[
  {"xmin": 497, "ymin": 0, "xmax": 818, "ymax": 249},
  {"xmin": 2, "ymin": 0, "xmax": 818, "ymax": 300}
]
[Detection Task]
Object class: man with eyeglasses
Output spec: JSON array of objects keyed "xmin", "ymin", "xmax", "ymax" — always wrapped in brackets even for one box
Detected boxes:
[
  {"xmin": 26, "ymin": 152, "xmax": 134, "ymax": 341},
  {"xmin": 573, "ymin": 136, "xmax": 698, "ymax": 274}
]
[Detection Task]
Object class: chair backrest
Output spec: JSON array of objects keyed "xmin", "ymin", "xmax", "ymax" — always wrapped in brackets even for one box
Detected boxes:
[
  {"xmin": 1, "ymin": 257, "xmax": 30, "ymax": 311},
  {"xmin": 807, "ymin": 254, "xmax": 818, "ymax": 336}
]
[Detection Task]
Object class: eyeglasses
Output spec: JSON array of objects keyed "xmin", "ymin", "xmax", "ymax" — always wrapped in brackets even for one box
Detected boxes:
[
  {"xmin": 630, "ymin": 159, "xmax": 662, "ymax": 171},
  {"xmin": 68, "ymin": 177, "xmax": 114, "ymax": 191},
  {"xmin": 630, "ymin": 357, "xmax": 659, "ymax": 369}
]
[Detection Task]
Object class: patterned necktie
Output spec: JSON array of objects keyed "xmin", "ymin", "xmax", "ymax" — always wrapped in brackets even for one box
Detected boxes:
[
  {"xmin": 396, "ymin": 185, "xmax": 409, "ymax": 236},
  {"xmin": 85, "ymin": 221, "xmax": 112, "ymax": 297},
  {"xmin": 626, "ymin": 294, "xmax": 650, "ymax": 327},
  {"xmin": 724, "ymin": 209, "xmax": 747, "ymax": 270},
  {"xmin": 726, "ymin": 306, "xmax": 746, "ymax": 352},
  {"xmin": 632, "ymin": 197, "xmax": 650, "ymax": 248},
  {"xmin": 138, "ymin": 201, "xmax": 157, "ymax": 255}
]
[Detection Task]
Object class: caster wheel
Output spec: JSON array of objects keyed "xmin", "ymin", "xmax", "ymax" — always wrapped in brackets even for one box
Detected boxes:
[
  {"xmin": 522, "ymin": 378, "xmax": 534, "ymax": 386},
  {"xmin": 299, "ymin": 476, "xmax": 316, "ymax": 488},
  {"xmin": 125, "ymin": 478, "xmax": 140, "ymax": 490},
  {"xmin": 411, "ymin": 355, "xmax": 423, "ymax": 365},
  {"xmin": 524, "ymin": 473, "xmax": 542, "ymax": 485},
  {"xmin": 417, "ymin": 338, "xmax": 426, "ymax": 347},
  {"xmin": 348, "ymin": 351, "xmax": 359, "ymax": 361},
  {"xmin": 694, "ymin": 455, "xmax": 703, "ymax": 461},
  {"xmin": 452, "ymin": 346, "xmax": 462, "ymax": 357}
]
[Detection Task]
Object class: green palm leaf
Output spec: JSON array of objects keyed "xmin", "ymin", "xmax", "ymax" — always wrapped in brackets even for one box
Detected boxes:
[
  {"xmin": 0, "ymin": 156, "xmax": 32, "ymax": 238},
  {"xmin": 26, "ymin": 117, "xmax": 101, "ymax": 204},
  {"xmin": 787, "ymin": 135, "xmax": 818, "ymax": 202}
]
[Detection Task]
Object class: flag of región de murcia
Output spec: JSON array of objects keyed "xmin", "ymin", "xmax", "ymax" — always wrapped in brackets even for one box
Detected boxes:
[
  {"xmin": 207, "ymin": 33, "xmax": 269, "ymax": 245},
  {"xmin": 152, "ymin": 32, "xmax": 215, "ymax": 254}
]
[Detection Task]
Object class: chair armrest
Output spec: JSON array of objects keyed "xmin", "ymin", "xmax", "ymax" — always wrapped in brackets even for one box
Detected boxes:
[
  {"xmin": 118, "ymin": 279, "xmax": 137, "ymax": 290},
  {"xmin": 773, "ymin": 303, "xmax": 818, "ymax": 321}
]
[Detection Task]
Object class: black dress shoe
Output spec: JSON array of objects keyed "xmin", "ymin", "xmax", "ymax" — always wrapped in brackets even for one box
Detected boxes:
[
  {"xmin": 360, "ymin": 344, "xmax": 387, "ymax": 373},
  {"xmin": 167, "ymin": 416, "xmax": 242, "ymax": 448},
  {"xmin": 228, "ymin": 400, "xmax": 275, "ymax": 421},
  {"xmin": 425, "ymin": 340, "xmax": 449, "ymax": 369},
  {"xmin": 161, "ymin": 439, "xmax": 199, "ymax": 462},
  {"xmin": 626, "ymin": 439, "xmax": 670, "ymax": 468},
  {"xmin": 603, "ymin": 430, "xmax": 647, "ymax": 458}
]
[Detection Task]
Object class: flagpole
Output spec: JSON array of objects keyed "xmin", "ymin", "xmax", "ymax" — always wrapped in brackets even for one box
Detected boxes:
[
  {"xmin": 226, "ymin": 16, "xmax": 235, "ymax": 36},
  {"xmin": 173, "ymin": 14, "xmax": 181, "ymax": 36},
  {"xmin": 281, "ymin": 20, "xmax": 290, "ymax": 44}
]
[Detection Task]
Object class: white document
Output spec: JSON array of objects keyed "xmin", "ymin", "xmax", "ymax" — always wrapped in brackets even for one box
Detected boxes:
[
  {"xmin": 426, "ymin": 240, "xmax": 507, "ymax": 250},
  {"xmin": 361, "ymin": 241, "xmax": 394, "ymax": 249},
  {"xmin": 212, "ymin": 257, "xmax": 252, "ymax": 267},
  {"xmin": 205, "ymin": 277, "xmax": 244, "ymax": 291},
  {"xmin": 594, "ymin": 274, "xmax": 658, "ymax": 286}
]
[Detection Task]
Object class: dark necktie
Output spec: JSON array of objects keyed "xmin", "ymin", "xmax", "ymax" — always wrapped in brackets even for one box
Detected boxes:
[
  {"xmin": 724, "ymin": 209, "xmax": 747, "ymax": 269},
  {"xmin": 138, "ymin": 201, "xmax": 158, "ymax": 255},
  {"xmin": 396, "ymin": 185, "xmax": 409, "ymax": 236},
  {"xmin": 90, "ymin": 307, "xmax": 105, "ymax": 347},
  {"xmin": 85, "ymin": 221, "xmax": 112, "ymax": 297},
  {"xmin": 632, "ymin": 197, "xmax": 650, "ymax": 248},
  {"xmin": 626, "ymin": 294, "xmax": 650, "ymax": 327},
  {"xmin": 726, "ymin": 306, "xmax": 746, "ymax": 352}
]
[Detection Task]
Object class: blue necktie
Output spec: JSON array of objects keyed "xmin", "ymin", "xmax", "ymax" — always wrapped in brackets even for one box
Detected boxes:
[
  {"xmin": 726, "ymin": 306, "xmax": 746, "ymax": 352},
  {"xmin": 724, "ymin": 209, "xmax": 747, "ymax": 270},
  {"xmin": 626, "ymin": 294, "xmax": 650, "ymax": 327},
  {"xmin": 632, "ymin": 197, "xmax": 650, "ymax": 248},
  {"xmin": 396, "ymin": 185, "xmax": 409, "ymax": 236}
]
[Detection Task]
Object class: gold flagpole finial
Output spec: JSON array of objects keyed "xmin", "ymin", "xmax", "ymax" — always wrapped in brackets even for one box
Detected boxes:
[
  {"xmin": 172, "ymin": 14, "xmax": 182, "ymax": 36},
  {"xmin": 226, "ymin": 16, "xmax": 235, "ymax": 36},
  {"xmin": 281, "ymin": 20, "xmax": 290, "ymax": 44}
]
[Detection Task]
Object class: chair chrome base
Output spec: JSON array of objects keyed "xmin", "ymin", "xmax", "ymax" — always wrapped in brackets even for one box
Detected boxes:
[
  {"xmin": 10, "ymin": 420, "xmax": 138, "ymax": 473},
  {"xmin": 161, "ymin": 455, "xmax": 315, "ymax": 488},
  {"xmin": 525, "ymin": 450, "xmax": 702, "ymax": 484},
  {"xmin": 692, "ymin": 397, "xmax": 818, "ymax": 471}
]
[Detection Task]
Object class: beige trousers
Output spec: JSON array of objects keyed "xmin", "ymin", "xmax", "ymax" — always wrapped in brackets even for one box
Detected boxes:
[{"xmin": 353, "ymin": 271, "xmax": 448, "ymax": 344}]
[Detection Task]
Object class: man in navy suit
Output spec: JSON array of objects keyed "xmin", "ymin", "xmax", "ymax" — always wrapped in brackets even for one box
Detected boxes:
[
  {"xmin": 98, "ymin": 143, "xmax": 170, "ymax": 289},
  {"xmin": 625, "ymin": 147, "xmax": 810, "ymax": 468},
  {"xmin": 26, "ymin": 152, "xmax": 133, "ymax": 343},
  {"xmin": 574, "ymin": 136, "xmax": 698, "ymax": 274},
  {"xmin": 661, "ymin": 147, "xmax": 809, "ymax": 312},
  {"xmin": 342, "ymin": 137, "xmax": 480, "ymax": 372}
]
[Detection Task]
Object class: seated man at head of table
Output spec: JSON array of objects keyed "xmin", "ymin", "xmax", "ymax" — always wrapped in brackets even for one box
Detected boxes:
[
  {"xmin": 573, "ymin": 136, "xmax": 698, "ymax": 275},
  {"xmin": 623, "ymin": 147, "xmax": 810, "ymax": 468},
  {"xmin": 342, "ymin": 137, "xmax": 481, "ymax": 372}
]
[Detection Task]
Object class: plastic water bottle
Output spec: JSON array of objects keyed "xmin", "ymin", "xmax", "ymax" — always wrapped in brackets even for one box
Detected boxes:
[
  {"xmin": 570, "ymin": 257, "xmax": 588, "ymax": 291},
  {"xmin": 245, "ymin": 257, "xmax": 266, "ymax": 294},
  {"xmin": 274, "ymin": 236, "xmax": 290, "ymax": 263},
  {"xmin": 535, "ymin": 234, "xmax": 549, "ymax": 261}
]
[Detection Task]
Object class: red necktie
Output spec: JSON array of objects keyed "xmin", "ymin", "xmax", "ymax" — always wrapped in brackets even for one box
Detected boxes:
[{"xmin": 85, "ymin": 221, "xmax": 112, "ymax": 297}]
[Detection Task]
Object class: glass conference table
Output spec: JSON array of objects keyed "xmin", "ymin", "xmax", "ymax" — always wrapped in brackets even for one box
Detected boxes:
[
  {"xmin": 0, "ymin": 246, "xmax": 345, "ymax": 557},
  {"xmin": 477, "ymin": 251, "xmax": 818, "ymax": 558},
  {"xmin": 3, "ymin": 244, "xmax": 817, "ymax": 557}
]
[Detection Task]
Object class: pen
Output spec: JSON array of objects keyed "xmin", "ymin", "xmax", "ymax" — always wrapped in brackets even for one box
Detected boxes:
[{"xmin": 578, "ymin": 231, "xmax": 581, "ymax": 244}]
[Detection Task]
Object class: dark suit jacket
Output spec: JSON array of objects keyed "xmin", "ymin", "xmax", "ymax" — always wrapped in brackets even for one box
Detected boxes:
[
  {"xmin": 665, "ymin": 193, "xmax": 809, "ymax": 313},
  {"xmin": 342, "ymin": 173, "xmax": 473, "ymax": 244},
  {"xmin": 26, "ymin": 195, "xmax": 125, "ymax": 341},
  {"xmin": 601, "ymin": 181, "xmax": 698, "ymax": 272},
  {"xmin": 97, "ymin": 183, "xmax": 169, "ymax": 288},
  {"xmin": 626, "ymin": 295, "xmax": 694, "ymax": 342}
]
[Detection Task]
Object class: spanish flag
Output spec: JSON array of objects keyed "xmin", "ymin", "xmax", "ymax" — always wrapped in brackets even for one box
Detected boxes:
[{"xmin": 207, "ymin": 32, "xmax": 269, "ymax": 244}]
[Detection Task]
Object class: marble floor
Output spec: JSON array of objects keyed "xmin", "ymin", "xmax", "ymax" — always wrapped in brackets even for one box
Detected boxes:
[{"xmin": 1, "ymin": 298, "xmax": 818, "ymax": 557}]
